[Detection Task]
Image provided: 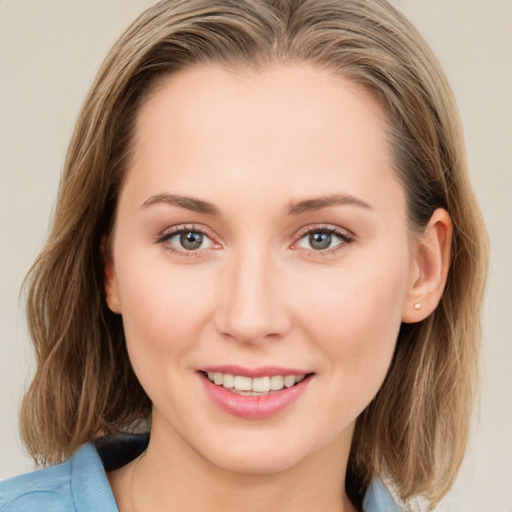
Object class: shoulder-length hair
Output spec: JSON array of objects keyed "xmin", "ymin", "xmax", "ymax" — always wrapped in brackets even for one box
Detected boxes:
[{"xmin": 21, "ymin": 0, "xmax": 488, "ymax": 507}]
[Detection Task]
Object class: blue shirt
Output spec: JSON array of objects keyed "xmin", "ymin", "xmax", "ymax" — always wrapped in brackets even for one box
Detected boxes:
[{"xmin": 0, "ymin": 436, "xmax": 401, "ymax": 511}]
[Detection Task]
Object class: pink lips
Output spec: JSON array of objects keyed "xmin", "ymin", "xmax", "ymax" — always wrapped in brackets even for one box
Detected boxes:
[{"xmin": 198, "ymin": 366, "xmax": 312, "ymax": 420}]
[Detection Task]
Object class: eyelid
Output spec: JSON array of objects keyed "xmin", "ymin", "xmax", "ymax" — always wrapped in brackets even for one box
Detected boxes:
[
  {"xmin": 292, "ymin": 224, "xmax": 355, "ymax": 254},
  {"xmin": 294, "ymin": 223, "xmax": 355, "ymax": 240},
  {"xmin": 155, "ymin": 223, "xmax": 221, "ymax": 255},
  {"xmin": 154, "ymin": 222, "xmax": 355, "ymax": 257}
]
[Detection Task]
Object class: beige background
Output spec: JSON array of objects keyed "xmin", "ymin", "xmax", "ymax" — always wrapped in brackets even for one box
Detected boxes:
[{"xmin": 1, "ymin": 1, "xmax": 511, "ymax": 510}]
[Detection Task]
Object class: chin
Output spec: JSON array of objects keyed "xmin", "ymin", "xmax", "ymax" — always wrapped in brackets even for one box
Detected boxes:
[
  {"xmin": 194, "ymin": 429, "xmax": 327, "ymax": 476},
  {"xmin": 208, "ymin": 449, "xmax": 305, "ymax": 476}
]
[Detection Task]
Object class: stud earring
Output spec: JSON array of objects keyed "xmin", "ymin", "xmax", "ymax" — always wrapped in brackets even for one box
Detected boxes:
[{"xmin": 414, "ymin": 303, "xmax": 421, "ymax": 310}]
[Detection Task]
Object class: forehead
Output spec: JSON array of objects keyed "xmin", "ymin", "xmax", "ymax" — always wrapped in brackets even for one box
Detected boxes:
[
  {"xmin": 135, "ymin": 62, "xmax": 389, "ymax": 152},
  {"xmin": 125, "ymin": 62, "xmax": 401, "ymax": 215}
]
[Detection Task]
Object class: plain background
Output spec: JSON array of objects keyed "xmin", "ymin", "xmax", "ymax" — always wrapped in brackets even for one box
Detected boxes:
[{"xmin": 0, "ymin": 1, "xmax": 510, "ymax": 510}]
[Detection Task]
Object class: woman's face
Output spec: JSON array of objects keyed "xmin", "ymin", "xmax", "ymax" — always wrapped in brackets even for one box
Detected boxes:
[{"xmin": 106, "ymin": 63, "xmax": 419, "ymax": 474}]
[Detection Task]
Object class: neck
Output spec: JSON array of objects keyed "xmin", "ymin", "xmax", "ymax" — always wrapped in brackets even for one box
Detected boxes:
[{"xmin": 110, "ymin": 418, "xmax": 356, "ymax": 512}]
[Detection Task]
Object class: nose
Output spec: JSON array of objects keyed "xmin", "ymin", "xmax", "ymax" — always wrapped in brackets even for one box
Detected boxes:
[{"xmin": 214, "ymin": 244, "xmax": 292, "ymax": 345}]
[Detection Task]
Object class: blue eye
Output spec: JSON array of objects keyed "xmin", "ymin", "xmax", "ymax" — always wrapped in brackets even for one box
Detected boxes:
[
  {"xmin": 161, "ymin": 229, "xmax": 214, "ymax": 252},
  {"xmin": 178, "ymin": 231, "xmax": 204, "ymax": 250},
  {"xmin": 297, "ymin": 227, "xmax": 352, "ymax": 252},
  {"xmin": 308, "ymin": 232, "xmax": 334, "ymax": 250}
]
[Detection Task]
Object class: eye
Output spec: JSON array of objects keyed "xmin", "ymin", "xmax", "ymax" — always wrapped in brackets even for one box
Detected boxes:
[
  {"xmin": 176, "ymin": 231, "xmax": 208, "ymax": 250},
  {"xmin": 295, "ymin": 226, "xmax": 354, "ymax": 253},
  {"xmin": 158, "ymin": 226, "xmax": 216, "ymax": 254}
]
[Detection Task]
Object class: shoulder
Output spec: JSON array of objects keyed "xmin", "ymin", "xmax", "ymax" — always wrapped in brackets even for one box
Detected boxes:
[
  {"xmin": 0, "ymin": 457, "xmax": 75, "ymax": 512},
  {"xmin": 0, "ymin": 443, "xmax": 117, "ymax": 512}
]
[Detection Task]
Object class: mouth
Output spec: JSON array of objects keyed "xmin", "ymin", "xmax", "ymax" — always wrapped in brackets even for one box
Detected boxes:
[
  {"xmin": 198, "ymin": 368, "xmax": 314, "ymax": 419},
  {"xmin": 201, "ymin": 371, "xmax": 309, "ymax": 396}
]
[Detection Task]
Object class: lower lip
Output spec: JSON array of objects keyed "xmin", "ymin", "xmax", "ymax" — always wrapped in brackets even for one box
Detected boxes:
[{"xmin": 200, "ymin": 373, "xmax": 312, "ymax": 420}]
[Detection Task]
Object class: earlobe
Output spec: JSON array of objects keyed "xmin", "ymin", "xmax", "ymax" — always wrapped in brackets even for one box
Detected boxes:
[
  {"xmin": 101, "ymin": 236, "xmax": 122, "ymax": 314},
  {"xmin": 402, "ymin": 208, "xmax": 452, "ymax": 323}
]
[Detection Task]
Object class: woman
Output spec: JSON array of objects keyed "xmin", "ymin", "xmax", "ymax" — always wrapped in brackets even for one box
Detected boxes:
[{"xmin": 0, "ymin": 0, "xmax": 488, "ymax": 511}]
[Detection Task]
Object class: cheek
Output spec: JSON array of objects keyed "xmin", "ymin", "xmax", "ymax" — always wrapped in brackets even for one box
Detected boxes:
[
  {"xmin": 115, "ymin": 254, "xmax": 218, "ymax": 358},
  {"xmin": 296, "ymin": 255, "xmax": 409, "ymax": 380}
]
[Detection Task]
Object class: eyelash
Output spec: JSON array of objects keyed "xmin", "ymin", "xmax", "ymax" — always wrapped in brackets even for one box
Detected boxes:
[
  {"xmin": 155, "ymin": 224, "xmax": 355, "ymax": 257},
  {"xmin": 293, "ymin": 225, "xmax": 355, "ymax": 256},
  {"xmin": 156, "ymin": 224, "xmax": 217, "ymax": 257}
]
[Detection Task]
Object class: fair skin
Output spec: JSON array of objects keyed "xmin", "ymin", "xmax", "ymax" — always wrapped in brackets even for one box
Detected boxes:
[{"xmin": 105, "ymin": 63, "xmax": 452, "ymax": 512}]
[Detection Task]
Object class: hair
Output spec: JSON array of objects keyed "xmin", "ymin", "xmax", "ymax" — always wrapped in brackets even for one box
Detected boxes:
[{"xmin": 20, "ymin": 0, "xmax": 488, "ymax": 508}]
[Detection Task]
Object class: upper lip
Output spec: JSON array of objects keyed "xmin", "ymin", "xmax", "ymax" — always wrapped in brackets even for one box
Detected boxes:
[{"xmin": 198, "ymin": 365, "xmax": 311, "ymax": 378}]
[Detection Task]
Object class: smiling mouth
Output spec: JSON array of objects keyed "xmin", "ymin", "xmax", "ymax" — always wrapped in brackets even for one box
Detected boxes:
[{"xmin": 201, "ymin": 371, "xmax": 312, "ymax": 396}]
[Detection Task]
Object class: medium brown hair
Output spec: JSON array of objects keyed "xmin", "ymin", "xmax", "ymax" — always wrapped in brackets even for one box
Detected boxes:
[{"xmin": 21, "ymin": 0, "xmax": 488, "ymax": 508}]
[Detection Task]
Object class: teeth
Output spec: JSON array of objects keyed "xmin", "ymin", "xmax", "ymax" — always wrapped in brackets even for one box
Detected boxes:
[
  {"xmin": 270, "ymin": 375, "xmax": 284, "ymax": 390},
  {"xmin": 222, "ymin": 373, "xmax": 234, "ymax": 388},
  {"xmin": 283, "ymin": 375, "xmax": 296, "ymax": 388},
  {"xmin": 252, "ymin": 376, "xmax": 271, "ymax": 392},
  {"xmin": 233, "ymin": 375, "xmax": 252, "ymax": 391},
  {"xmin": 205, "ymin": 372, "xmax": 307, "ymax": 393}
]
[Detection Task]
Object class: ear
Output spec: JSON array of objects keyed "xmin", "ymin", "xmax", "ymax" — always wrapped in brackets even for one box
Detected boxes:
[
  {"xmin": 402, "ymin": 208, "xmax": 452, "ymax": 323},
  {"xmin": 101, "ymin": 236, "xmax": 122, "ymax": 314}
]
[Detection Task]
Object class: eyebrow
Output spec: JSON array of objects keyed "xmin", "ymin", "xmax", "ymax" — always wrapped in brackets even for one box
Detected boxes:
[
  {"xmin": 141, "ymin": 193, "xmax": 221, "ymax": 215},
  {"xmin": 287, "ymin": 194, "xmax": 372, "ymax": 215},
  {"xmin": 140, "ymin": 192, "xmax": 371, "ymax": 217}
]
